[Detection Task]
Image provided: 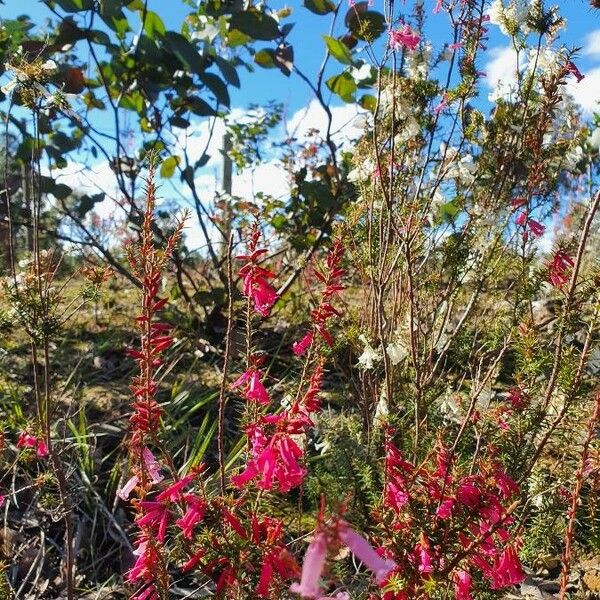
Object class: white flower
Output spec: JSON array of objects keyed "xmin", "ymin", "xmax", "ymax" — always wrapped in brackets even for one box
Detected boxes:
[
  {"xmin": 439, "ymin": 391, "xmax": 460, "ymax": 421},
  {"xmin": 406, "ymin": 42, "xmax": 432, "ymax": 80},
  {"xmin": 357, "ymin": 334, "xmax": 381, "ymax": 370},
  {"xmin": 386, "ymin": 340, "xmax": 408, "ymax": 366},
  {"xmin": 589, "ymin": 128, "xmax": 600, "ymax": 151},
  {"xmin": 563, "ymin": 145, "xmax": 584, "ymax": 171},
  {"xmin": 488, "ymin": 0, "xmax": 530, "ymax": 36},
  {"xmin": 351, "ymin": 63, "xmax": 373, "ymax": 83},
  {"xmin": 41, "ymin": 59, "xmax": 58, "ymax": 73},
  {"xmin": 373, "ymin": 387, "xmax": 389, "ymax": 427},
  {"xmin": 445, "ymin": 154, "xmax": 476, "ymax": 185},
  {"xmin": 348, "ymin": 158, "xmax": 375, "ymax": 183}
]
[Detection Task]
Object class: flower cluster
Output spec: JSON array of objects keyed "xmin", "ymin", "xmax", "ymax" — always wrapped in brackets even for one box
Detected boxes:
[
  {"xmin": 372, "ymin": 439, "xmax": 524, "ymax": 599},
  {"xmin": 237, "ymin": 224, "xmax": 278, "ymax": 317},
  {"xmin": 389, "ymin": 25, "xmax": 421, "ymax": 52},
  {"xmin": 293, "ymin": 239, "xmax": 345, "ymax": 356},
  {"xmin": 548, "ymin": 249, "xmax": 574, "ymax": 288},
  {"xmin": 232, "ymin": 241, "xmax": 344, "ymax": 494},
  {"xmin": 16, "ymin": 431, "xmax": 48, "ymax": 458}
]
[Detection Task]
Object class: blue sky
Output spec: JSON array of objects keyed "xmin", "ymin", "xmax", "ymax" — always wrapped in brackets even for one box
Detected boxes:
[
  {"xmin": 2, "ymin": 1, "xmax": 600, "ymax": 248},
  {"xmin": 3, "ymin": 1, "xmax": 599, "ymax": 118}
]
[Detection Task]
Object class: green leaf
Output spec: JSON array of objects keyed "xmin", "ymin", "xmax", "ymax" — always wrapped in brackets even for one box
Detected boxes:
[
  {"xmin": 199, "ymin": 72, "xmax": 230, "ymax": 107},
  {"xmin": 54, "ymin": 0, "xmax": 94, "ymax": 11},
  {"xmin": 165, "ymin": 31, "xmax": 204, "ymax": 75},
  {"xmin": 323, "ymin": 35, "xmax": 353, "ymax": 65},
  {"xmin": 227, "ymin": 28, "xmax": 251, "ymax": 47},
  {"xmin": 77, "ymin": 193, "xmax": 105, "ymax": 218},
  {"xmin": 214, "ymin": 56, "xmax": 240, "ymax": 88},
  {"xmin": 53, "ymin": 183, "xmax": 73, "ymax": 200},
  {"xmin": 254, "ymin": 48, "xmax": 277, "ymax": 69},
  {"xmin": 326, "ymin": 72, "xmax": 357, "ymax": 103},
  {"xmin": 160, "ymin": 155, "xmax": 180, "ymax": 178},
  {"xmin": 187, "ymin": 96, "xmax": 217, "ymax": 117},
  {"xmin": 359, "ymin": 94, "xmax": 377, "ymax": 112},
  {"xmin": 440, "ymin": 200, "xmax": 460, "ymax": 222},
  {"xmin": 303, "ymin": 0, "xmax": 336, "ymax": 15},
  {"xmin": 142, "ymin": 10, "xmax": 166, "ymax": 40},
  {"xmin": 346, "ymin": 4, "xmax": 386, "ymax": 42},
  {"xmin": 99, "ymin": 0, "xmax": 130, "ymax": 36},
  {"xmin": 229, "ymin": 10, "xmax": 280, "ymax": 41}
]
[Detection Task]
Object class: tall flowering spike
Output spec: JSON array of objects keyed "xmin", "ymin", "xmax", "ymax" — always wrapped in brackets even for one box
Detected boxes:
[
  {"xmin": 290, "ymin": 531, "xmax": 328, "ymax": 598},
  {"xmin": 238, "ymin": 223, "xmax": 278, "ymax": 317},
  {"xmin": 121, "ymin": 163, "xmax": 187, "ymax": 598},
  {"xmin": 294, "ymin": 239, "xmax": 345, "ymax": 353}
]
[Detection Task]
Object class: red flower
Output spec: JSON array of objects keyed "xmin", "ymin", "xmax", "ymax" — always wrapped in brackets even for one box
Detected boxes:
[
  {"xmin": 238, "ymin": 225, "xmax": 278, "ymax": 317},
  {"xmin": 292, "ymin": 331, "xmax": 314, "ymax": 356},
  {"xmin": 389, "ymin": 25, "xmax": 420, "ymax": 51},
  {"xmin": 175, "ymin": 494, "xmax": 207, "ymax": 539},
  {"xmin": 17, "ymin": 432, "xmax": 37, "ymax": 449},
  {"xmin": 231, "ymin": 368, "xmax": 271, "ymax": 405},
  {"xmin": 548, "ymin": 250, "xmax": 574, "ymax": 288},
  {"xmin": 453, "ymin": 569, "xmax": 473, "ymax": 600},
  {"xmin": 489, "ymin": 545, "xmax": 525, "ymax": 589},
  {"xmin": 565, "ymin": 60, "xmax": 584, "ymax": 83},
  {"xmin": 232, "ymin": 421, "xmax": 307, "ymax": 492}
]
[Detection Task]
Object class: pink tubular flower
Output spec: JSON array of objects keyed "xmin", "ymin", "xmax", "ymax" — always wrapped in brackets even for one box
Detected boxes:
[
  {"xmin": 290, "ymin": 531, "xmax": 328, "ymax": 598},
  {"xmin": 238, "ymin": 225, "xmax": 278, "ymax": 317},
  {"xmin": 528, "ymin": 218, "xmax": 545, "ymax": 238},
  {"xmin": 142, "ymin": 447, "xmax": 164, "ymax": 484},
  {"xmin": 136, "ymin": 501, "xmax": 170, "ymax": 542},
  {"xmin": 389, "ymin": 24, "xmax": 421, "ymax": 52},
  {"xmin": 453, "ymin": 569, "xmax": 473, "ymax": 600},
  {"xmin": 232, "ymin": 426, "xmax": 307, "ymax": 492},
  {"xmin": 433, "ymin": 94, "xmax": 449, "ymax": 115},
  {"xmin": 494, "ymin": 468, "xmax": 519, "ymax": 499},
  {"xmin": 456, "ymin": 479, "xmax": 481, "ymax": 507},
  {"xmin": 242, "ymin": 265, "xmax": 278, "ymax": 317},
  {"xmin": 489, "ymin": 545, "xmax": 526, "ymax": 589},
  {"xmin": 416, "ymin": 534, "xmax": 434, "ymax": 574},
  {"xmin": 0, "ymin": 495, "xmax": 5, "ymax": 507},
  {"xmin": 436, "ymin": 497, "xmax": 455, "ymax": 519},
  {"xmin": 232, "ymin": 368, "xmax": 270, "ymax": 405},
  {"xmin": 132, "ymin": 585, "xmax": 159, "ymax": 600},
  {"xmin": 118, "ymin": 475, "xmax": 139, "ymax": 501},
  {"xmin": 293, "ymin": 331, "xmax": 314, "ymax": 356},
  {"xmin": 548, "ymin": 250, "xmax": 574, "ymax": 288},
  {"xmin": 17, "ymin": 432, "xmax": 37, "ymax": 449},
  {"xmin": 175, "ymin": 494, "xmax": 207, "ymax": 539},
  {"xmin": 156, "ymin": 473, "xmax": 195, "ymax": 502},
  {"xmin": 36, "ymin": 439, "xmax": 49, "ymax": 458},
  {"xmin": 565, "ymin": 61, "xmax": 584, "ymax": 83},
  {"xmin": 516, "ymin": 212, "xmax": 545, "ymax": 238},
  {"xmin": 339, "ymin": 524, "xmax": 396, "ymax": 583}
]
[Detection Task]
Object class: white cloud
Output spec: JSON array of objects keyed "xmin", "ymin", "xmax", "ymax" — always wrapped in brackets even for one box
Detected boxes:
[
  {"xmin": 44, "ymin": 100, "xmax": 365, "ymax": 251},
  {"xmin": 583, "ymin": 29, "xmax": 600, "ymax": 59},
  {"xmin": 484, "ymin": 45, "xmax": 521, "ymax": 90},
  {"xmin": 286, "ymin": 99, "xmax": 366, "ymax": 149},
  {"xmin": 566, "ymin": 67, "xmax": 600, "ymax": 114}
]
